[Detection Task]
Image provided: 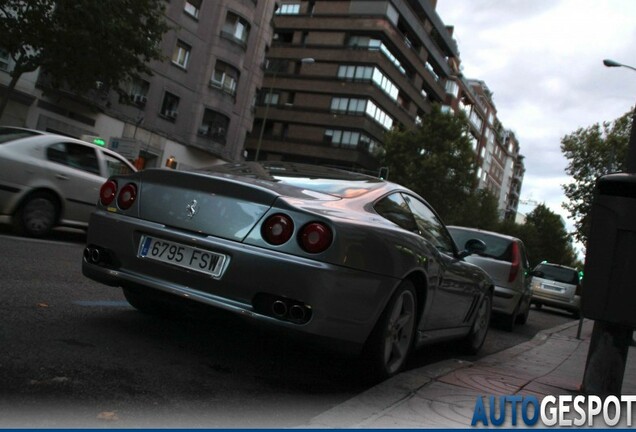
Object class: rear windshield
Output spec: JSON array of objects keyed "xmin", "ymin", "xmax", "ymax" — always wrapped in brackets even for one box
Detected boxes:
[
  {"xmin": 448, "ymin": 228, "xmax": 514, "ymax": 262},
  {"xmin": 272, "ymin": 176, "xmax": 378, "ymax": 198},
  {"xmin": 533, "ymin": 264, "xmax": 579, "ymax": 284},
  {"xmin": 0, "ymin": 128, "xmax": 41, "ymax": 144},
  {"xmin": 201, "ymin": 162, "xmax": 383, "ymax": 198}
]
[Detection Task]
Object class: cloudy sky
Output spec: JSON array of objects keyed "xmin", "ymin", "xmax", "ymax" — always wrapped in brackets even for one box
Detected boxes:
[{"xmin": 435, "ymin": 0, "xmax": 636, "ymax": 255}]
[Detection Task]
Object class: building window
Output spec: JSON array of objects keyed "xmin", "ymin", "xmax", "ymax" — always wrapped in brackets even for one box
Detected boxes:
[
  {"xmin": 275, "ymin": 3, "xmax": 300, "ymax": 14},
  {"xmin": 445, "ymin": 80, "xmax": 459, "ymax": 97},
  {"xmin": 127, "ymin": 79, "xmax": 150, "ymax": 105},
  {"xmin": 263, "ymin": 92, "xmax": 279, "ymax": 105},
  {"xmin": 210, "ymin": 60, "xmax": 239, "ymax": 96},
  {"xmin": 347, "ymin": 36, "xmax": 405, "ymax": 75},
  {"xmin": 425, "ymin": 62, "xmax": 440, "ymax": 82},
  {"xmin": 469, "ymin": 110, "xmax": 483, "ymax": 132},
  {"xmin": 161, "ymin": 92, "xmax": 180, "ymax": 119},
  {"xmin": 172, "ymin": 40, "xmax": 191, "ymax": 69},
  {"xmin": 184, "ymin": 0, "xmax": 201, "ymax": 18},
  {"xmin": 337, "ymin": 65, "xmax": 398, "ymax": 101},
  {"xmin": 222, "ymin": 12, "xmax": 250, "ymax": 45},
  {"xmin": 324, "ymin": 129, "xmax": 382, "ymax": 154},
  {"xmin": 198, "ymin": 109, "xmax": 230, "ymax": 144},
  {"xmin": 330, "ymin": 97, "xmax": 393, "ymax": 130}
]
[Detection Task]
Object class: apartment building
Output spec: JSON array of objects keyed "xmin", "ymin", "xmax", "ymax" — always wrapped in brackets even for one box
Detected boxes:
[
  {"xmin": 444, "ymin": 74, "xmax": 524, "ymax": 219},
  {"xmin": 244, "ymin": 0, "xmax": 460, "ymax": 173},
  {"xmin": 0, "ymin": 0, "xmax": 276, "ymax": 170}
]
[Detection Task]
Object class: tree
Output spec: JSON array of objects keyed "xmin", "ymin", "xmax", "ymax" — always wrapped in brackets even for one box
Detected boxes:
[
  {"xmin": 450, "ymin": 188, "xmax": 500, "ymax": 230},
  {"xmin": 380, "ymin": 105, "xmax": 477, "ymax": 222},
  {"xmin": 561, "ymin": 110, "xmax": 632, "ymax": 247},
  {"xmin": 0, "ymin": 0, "xmax": 169, "ymax": 117},
  {"xmin": 523, "ymin": 204, "xmax": 579, "ymax": 267}
]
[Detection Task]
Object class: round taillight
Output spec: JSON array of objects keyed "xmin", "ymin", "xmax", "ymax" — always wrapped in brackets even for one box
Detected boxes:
[
  {"xmin": 117, "ymin": 183, "xmax": 137, "ymax": 210},
  {"xmin": 262, "ymin": 214, "xmax": 294, "ymax": 245},
  {"xmin": 99, "ymin": 180, "xmax": 117, "ymax": 206},
  {"xmin": 299, "ymin": 222, "xmax": 332, "ymax": 254}
]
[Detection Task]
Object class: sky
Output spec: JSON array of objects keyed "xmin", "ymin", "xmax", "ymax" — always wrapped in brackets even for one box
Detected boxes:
[{"xmin": 435, "ymin": 0, "xmax": 636, "ymax": 256}]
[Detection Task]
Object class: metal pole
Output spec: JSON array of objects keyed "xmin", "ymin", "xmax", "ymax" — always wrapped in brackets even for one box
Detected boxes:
[
  {"xmin": 581, "ymin": 59, "xmax": 636, "ymax": 397},
  {"xmin": 254, "ymin": 66, "xmax": 277, "ymax": 162}
]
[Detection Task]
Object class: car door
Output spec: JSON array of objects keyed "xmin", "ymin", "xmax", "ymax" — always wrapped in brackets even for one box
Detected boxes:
[
  {"xmin": 45, "ymin": 141, "xmax": 104, "ymax": 225},
  {"xmin": 402, "ymin": 194, "xmax": 479, "ymax": 330}
]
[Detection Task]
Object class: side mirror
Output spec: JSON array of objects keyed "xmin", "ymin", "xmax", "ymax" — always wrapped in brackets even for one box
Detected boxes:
[{"xmin": 458, "ymin": 238, "xmax": 487, "ymax": 259}]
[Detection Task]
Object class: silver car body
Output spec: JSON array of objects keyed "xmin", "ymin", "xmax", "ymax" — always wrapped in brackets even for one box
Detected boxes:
[
  {"xmin": 0, "ymin": 127, "xmax": 136, "ymax": 235},
  {"xmin": 83, "ymin": 163, "xmax": 493, "ymax": 360},
  {"xmin": 530, "ymin": 263, "xmax": 581, "ymax": 315},
  {"xmin": 448, "ymin": 226, "xmax": 532, "ymax": 325}
]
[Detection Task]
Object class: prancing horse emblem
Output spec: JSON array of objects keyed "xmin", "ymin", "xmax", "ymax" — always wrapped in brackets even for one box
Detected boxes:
[{"xmin": 186, "ymin": 199, "xmax": 198, "ymax": 218}]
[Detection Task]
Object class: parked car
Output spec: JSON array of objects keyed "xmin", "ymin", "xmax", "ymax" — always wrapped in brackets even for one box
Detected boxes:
[
  {"xmin": 447, "ymin": 226, "xmax": 532, "ymax": 331},
  {"xmin": 82, "ymin": 162, "xmax": 494, "ymax": 379},
  {"xmin": 0, "ymin": 127, "xmax": 136, "ymax": 237},
  {"xmin": 530, "ymin": 262, "xmax": 581, "ymax": 317}
]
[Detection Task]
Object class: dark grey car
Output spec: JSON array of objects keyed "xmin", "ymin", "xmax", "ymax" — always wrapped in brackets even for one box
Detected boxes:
[
  {"xmin": 82, "ymin": 162, "xmax": 494, "ymax": 379},
  {"xmin": 448, "ymin": 226, "xmax": 532, "ymax": 331}
]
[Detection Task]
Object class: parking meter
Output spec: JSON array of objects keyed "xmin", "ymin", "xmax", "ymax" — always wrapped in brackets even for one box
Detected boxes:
[{"xmin": 582, "ymin": 173, "xmax": 636, "ymax": 327}]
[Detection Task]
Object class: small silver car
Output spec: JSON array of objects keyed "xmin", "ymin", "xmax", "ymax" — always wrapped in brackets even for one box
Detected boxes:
[
  {"xmin": 448, "ymin": 226, "xmax": 532, "ymax": 331},
  {"xmin": 0, "ymin": 126, "xmax": 136, "ymax": 236},
  {"xmin": 82, "ymin": 162, "xmax": 494, "ymax": 380},
  {"xmin": 530, "ymin": 262, "xmax": 581, "ymax": 317}
]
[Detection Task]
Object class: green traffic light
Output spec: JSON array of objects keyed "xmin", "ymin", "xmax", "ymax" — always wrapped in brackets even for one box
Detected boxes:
[{"xmin": 93, "ymin": 138, "xmax": 106, "ymax": 146}]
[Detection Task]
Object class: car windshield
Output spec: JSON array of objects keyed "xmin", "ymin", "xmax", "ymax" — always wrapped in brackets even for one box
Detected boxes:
[
  {"xmin": 448, "ymin": 228, "xmax": 514, "ymax": 262},
  {"xmin": 0, "ymin": 128, "xmax": 41, "ymax": 144},
  {"xmin": 534, "ymin": 265, "xmax": 579, "ymax": 284}
]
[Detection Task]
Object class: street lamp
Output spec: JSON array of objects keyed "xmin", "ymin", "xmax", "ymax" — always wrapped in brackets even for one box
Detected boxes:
[
  {"xmin": 602, "ymin": 59, "xmax": 636, "ymax": 172},
  {"xmin": 254, "ymin": 57, "xmax": 315, "ymax": 162}
]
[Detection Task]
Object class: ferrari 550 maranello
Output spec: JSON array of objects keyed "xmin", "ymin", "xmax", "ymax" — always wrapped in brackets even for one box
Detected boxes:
[{"xmin": 82, "ymin": 162, "xmax": 494, "ymax": 379}]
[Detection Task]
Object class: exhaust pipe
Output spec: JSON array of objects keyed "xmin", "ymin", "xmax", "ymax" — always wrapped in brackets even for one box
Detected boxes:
[
  {"xmin": 289, "ymin": 304, "xmax": 306, "ymax": 322},
  {"xmin": 272, "ymin": 300, "xmax": 288, "ymax": 318},
  {"xmin": 90, "ymin": 248, "xmax": 101, "ymax": 264}
]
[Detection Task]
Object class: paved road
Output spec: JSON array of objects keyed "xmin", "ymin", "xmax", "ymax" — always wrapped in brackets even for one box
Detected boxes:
[{"xmin": 0, "ymin": 229, "xmax": 576, "ymax": 428}]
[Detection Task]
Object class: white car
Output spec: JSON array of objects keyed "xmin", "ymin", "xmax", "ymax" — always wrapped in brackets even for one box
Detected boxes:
[{"xmin": 0, "ymin": 127, "xmax": 136, "ymax": 237}]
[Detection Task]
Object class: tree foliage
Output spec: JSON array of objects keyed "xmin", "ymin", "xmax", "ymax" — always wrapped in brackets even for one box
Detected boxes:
[
  {"xmin": 380, "ymin": 105, "xmax": 478, "ymax": 222},
  {"xmin": 379, "ymin": 106, "xmax": 580, "ymax": 267},
  {"xmin": 560, "ymin": 110, "xmax": 632, "ymax": 246},
  {"xmin": 0, "ymin": 0, "xmax": 169, "ymax": 116}
]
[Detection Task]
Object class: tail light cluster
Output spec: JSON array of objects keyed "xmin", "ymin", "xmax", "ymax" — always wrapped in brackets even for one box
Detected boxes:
[
  {"xmin": 99, "ymin": 180, "xmax": 137, "ymax": 210},
  {"xmin": 508, "ymin": 241, "xmax": 521, "ymax": 283},
  {"xmin": 261, "ymin": 213, "xmax": 333, "ymax": 254}
]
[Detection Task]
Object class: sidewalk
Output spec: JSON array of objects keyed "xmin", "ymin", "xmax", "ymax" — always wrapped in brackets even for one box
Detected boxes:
[{"xmin": 306, "ymin": 319, "xmax": 636, "ymax": 428}]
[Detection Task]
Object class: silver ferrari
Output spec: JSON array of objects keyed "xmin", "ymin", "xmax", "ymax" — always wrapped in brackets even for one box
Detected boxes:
[{"xmin": 82, "ymin": 162, "xmax": 493, "ymax": 379}]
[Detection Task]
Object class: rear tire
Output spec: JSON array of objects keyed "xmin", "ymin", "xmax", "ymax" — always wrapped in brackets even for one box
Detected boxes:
[
  {"xmin": 463, "ymin": 291, "xmax": 492, "ymax": 354},
  {"xmin": 516, "ymin": 297, "xmax": 531, "ymax": 325},
  {"xmin": 15, "ymin": 192, "xmax": 58, "ymax": 237},
  {"xmin": 502, "ymin": 298, "xmax": 520, "ymax": 332},
  {"xmin": 361, "ymin": 281, "xmax": 417, "ymax": 381}
]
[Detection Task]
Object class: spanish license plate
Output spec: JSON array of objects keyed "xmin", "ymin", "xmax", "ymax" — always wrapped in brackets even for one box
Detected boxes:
[
  {"xmin": 541, "ymin": 283, "xmax": 564, "ymax": 293},
  {"xmin": 139, "ymin": 235, "xmax": 227, "ymax": 278}
]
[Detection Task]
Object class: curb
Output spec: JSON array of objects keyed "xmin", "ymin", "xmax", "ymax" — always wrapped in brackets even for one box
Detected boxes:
[{"xmin": 305, "ymin": 319, "xmax": 588, "ymax": 428}]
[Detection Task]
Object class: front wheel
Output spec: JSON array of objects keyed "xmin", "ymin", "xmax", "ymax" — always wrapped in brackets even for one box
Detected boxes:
[
  {"xmin": 362, "ymin": 281, "xmax": 418, "ymax": 381},
  {"xmin": 463, "ymin": 291, "xmax": 492, "ymax": 354}
]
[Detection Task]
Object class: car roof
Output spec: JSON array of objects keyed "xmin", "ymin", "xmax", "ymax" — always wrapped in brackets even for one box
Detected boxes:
[
  {"xmin": 534, "ymin": 262, "xmax": 578, "ymax": 271},
  {"xmin": 2, "ymin": 130, "xmax": 137, "ymax": 171}
]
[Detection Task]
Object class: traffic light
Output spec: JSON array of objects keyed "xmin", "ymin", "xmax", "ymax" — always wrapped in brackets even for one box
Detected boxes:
[{"xmin": 378, "ymin": 166, "xmax": 389, "ymax": 180}]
